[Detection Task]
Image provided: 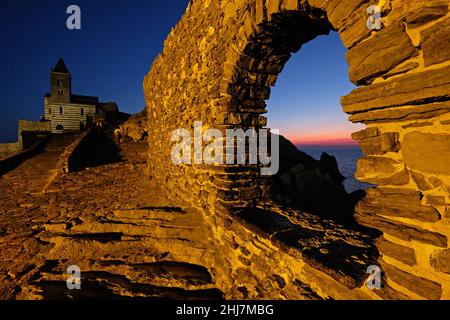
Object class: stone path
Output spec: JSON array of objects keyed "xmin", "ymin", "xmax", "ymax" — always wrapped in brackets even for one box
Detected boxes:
[
  {"xmin": 0, "ymin": 133, "xmax": 379, "ymax": 300},
  {"xmin": 0, "ymin": 135, "xmax": 222, "ymax": 300},
  {"xmin": 0, "ymin": 133, "xmax": 82, "ymax": 298}
]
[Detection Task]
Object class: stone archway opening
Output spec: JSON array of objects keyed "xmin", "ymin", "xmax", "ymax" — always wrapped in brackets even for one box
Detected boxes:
[
  {"xmin": 262, "ymin": 30, "xmax": 373, "ymax": 223},
  {"xmin": 223, "ymin": 8, "xmax": 365, "ymax": 218},
  {"xmin": 144, "ymin": 0, "xmax": 450, "ymax": 299}
]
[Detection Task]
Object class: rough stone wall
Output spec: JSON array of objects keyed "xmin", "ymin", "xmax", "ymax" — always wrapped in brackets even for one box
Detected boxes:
[
  {"xmin": 0, "ymin": 120, "xmax": 51, "ymax": 158},
  {"xmin": 144, "ymin": 0, "xmax": 450, "ymax": 299},
  {"xmin": 0, "ymin": 143, "xmax": 20, "ymax": 159},
  {"xmin": 56, "ymin": 129, "xmax": 93, "ymax": 174},
  {"xmin": 341, "ymin": 1, "xmax": 450, "ymax": 300},
  {"xmin": 18, "ymin": 119, "xmax": 52, "ymax": 149}
]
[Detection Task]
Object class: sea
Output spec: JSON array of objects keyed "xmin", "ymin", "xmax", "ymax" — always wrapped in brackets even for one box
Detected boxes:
[{"xmin": 299, "ymin": 145, "xmax": 374, "ymax": 193}]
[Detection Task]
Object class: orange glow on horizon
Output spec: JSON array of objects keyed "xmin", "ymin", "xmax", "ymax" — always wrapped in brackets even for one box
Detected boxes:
[{"xmin": 284, "ymin": 133, "xmax": 358, "ymax": 146}]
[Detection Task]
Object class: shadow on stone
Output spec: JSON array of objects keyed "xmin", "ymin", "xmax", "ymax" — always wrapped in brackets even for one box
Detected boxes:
[
  {"xmin": 70, "ymin": 131, "xmax": 124, "ymax": 172},
  {"xmin": 233, "ymin": 206, "xmax": 380, "ymax": 289},
  {"xmin": 34, "ymin": 270, "xmax": 223, "ymax": 300},
  {"xmin": 0, "ymin": 136, "xmax": 51, "ymax": 177},
  {"xmin": 270, "ymin": 134, "xmax": 369, "ymax": 226}
]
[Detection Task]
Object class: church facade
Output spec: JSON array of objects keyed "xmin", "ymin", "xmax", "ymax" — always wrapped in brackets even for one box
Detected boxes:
[{"xmin": 44, "ymin": 58, "xmax": 116, "ymax": 133}]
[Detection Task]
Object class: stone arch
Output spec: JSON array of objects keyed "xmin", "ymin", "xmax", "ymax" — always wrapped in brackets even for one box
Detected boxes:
[{"xmin": 144, "ymin": 0, "xmax": 450, "ymax": 299}]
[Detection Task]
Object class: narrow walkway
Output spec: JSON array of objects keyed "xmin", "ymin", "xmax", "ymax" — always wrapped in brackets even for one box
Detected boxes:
[
  {"xmin": 0, "ymin": 133, "xmax": 81, "ymax": 298},
  {"xmin": 0, "ymin": 138, "xmax": 222, "ymax": 300}
]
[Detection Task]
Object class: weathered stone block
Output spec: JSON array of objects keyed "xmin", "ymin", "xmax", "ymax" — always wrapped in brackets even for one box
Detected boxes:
[
  {"xmin": 359, "ymin": 188, "xmax": 441, "ymax": 222},
  {"xmin": 326, "ymin": 0, "xmax": 366, "ymax": 30},
  {"xmin": 381, "ymin": 261, "xmax": 442, "ymax": 300},
  {"xmin": 422, "ymin": 17, "xmax": 450, "ymax": 66},
  {"xmin": 356, "ymin": 157, "xmax": 409, "ymax": 186},
  {"xmin": 380, "ymin": 133, "xmax": 400, "ymax": 153},
  {"xmin": 403, "ymin": 132, "xmax": 450, "ymax": 175},
  {"xmin": 342, "ymin": 65, "xmax": 450, "ymax": 114},
  {"xmin": 351, "ymin": 127, "xmax": 379, "ymax": 140},
  {"xmin": 357, "ymin": 202, "xmax": 441, "ymax": 222},
  {"xmin": 282, "ymin": 0, "xmax": 299, "ymax": 11},
  {"xmin": 377, "ymin": 237, "xmax": 417, "ymax": 266},
  {"xmin": 358, "ymin": 136, "xmax": 383, "ymax": 155},
  {"xmin": 348, "ymin": 101, "xmax": 450, "ymax": 124},
  {"xmin": 426, "ymin": 196, "xmax": 447, "ymax": 206},
  {"xmin": 428, "ymin": 176, "xmax": 443, "ymax": 188},
  {"xmin": 360, "ymin": 132, "xmax": 400, "ymax": 155},
  {"xmin": 410, "ymin": 171, "xmax": 433, "ymax": 191},
  {"xmin": 431, "ymin": 249, "xmax": 450, "ymax": 275},
  {"xmin": 355, "ymin": 210, "xmax": 447, "ymax": 247},
  {"xmin": 402, "ymin": 121, "xmax": 433, "ymax": 129},
  {"xmin": 346, "ymin": 22, "xmax": 417, "ymax": 85},
  {"xmin": 338, "ymin": 0, "xmax": 378, "ymax": 48},
  {"xmin": 383, "ymin": 62, "xmax": 420, "ymax": 80},
  {"xmin": 407, "ymin": 3, "xmax": 449, "ymax": 26}
]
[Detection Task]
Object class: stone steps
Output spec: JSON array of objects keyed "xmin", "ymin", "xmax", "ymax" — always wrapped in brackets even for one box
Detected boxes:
[
  {"xmin": 20, "ymin": 259, "xmax": 222, "ymax": 300},
  {"xmin": 19, "ymin": 204, "xmax": 218, "ymax": 300}
]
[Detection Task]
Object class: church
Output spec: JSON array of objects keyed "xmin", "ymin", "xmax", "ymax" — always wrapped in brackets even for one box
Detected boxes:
[{"xmin": 43, "ymin": 58, "xmax": 118, "ymax": 133}]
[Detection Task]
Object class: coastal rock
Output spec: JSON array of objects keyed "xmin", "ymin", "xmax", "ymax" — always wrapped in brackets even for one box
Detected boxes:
[
  {"xmin": 320, "ymin": 152, "xmax": 345, "ymax": 182},
  {"xmin": 119, "ymin": 110, "xmax": 148, "ymax": 142},
  {"xmin": 271, "ymin": 135, "xmax": 351, "ymax": 220}
]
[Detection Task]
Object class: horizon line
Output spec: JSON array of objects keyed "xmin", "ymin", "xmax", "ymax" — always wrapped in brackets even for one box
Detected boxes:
[{"xmin": 290, "ymin": 137, "xmax": 358, "ymax": 147}]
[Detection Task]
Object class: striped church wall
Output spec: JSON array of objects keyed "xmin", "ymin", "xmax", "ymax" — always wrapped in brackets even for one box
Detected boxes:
[{"xmin": 44, "ymin": 98, "xmax": 97, "ymax": 133}]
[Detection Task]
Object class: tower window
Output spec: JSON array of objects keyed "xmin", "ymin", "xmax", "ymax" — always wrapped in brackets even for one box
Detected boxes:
[
  {"xmin": 58, "ymin": 78, "xmax": 63, "ymax": 86},
  {"xmin": 49, "ymin": 108, "xmax": 52, "ymax": 115},
  {"xmin": 81, "ymin": 108, "xmax": 84, "ymax": 115},
  {"xmin": 60, "ymin": 107, "xmax": 63, "ymax": 114},
  {"xmin": 58, "ymin": 89, "xmax": 64, "ymax": 96}
]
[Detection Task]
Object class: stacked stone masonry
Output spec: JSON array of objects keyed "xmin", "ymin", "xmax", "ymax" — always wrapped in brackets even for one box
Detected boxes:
[{"xmin": 144, "ymin": 0, "xmax": 450, "ymax": 299}]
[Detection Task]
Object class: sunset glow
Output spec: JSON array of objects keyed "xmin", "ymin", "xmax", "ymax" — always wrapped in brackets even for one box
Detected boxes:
[
  {"xmin": 287, "ymin": 135, "xmax": 358, "ymax": 146},
  {"xmin": 266, "ymin": 32, "xmax": 364, "ymax": 147}
]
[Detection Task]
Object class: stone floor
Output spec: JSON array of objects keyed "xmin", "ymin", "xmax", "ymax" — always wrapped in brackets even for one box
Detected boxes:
[
  {"xmin": 0, "ymin": 135, "xmax": 222, "ymax": 300},
  {"xmin": 0, "ymin": 134, "xmax": 379, "ymax": 300}
]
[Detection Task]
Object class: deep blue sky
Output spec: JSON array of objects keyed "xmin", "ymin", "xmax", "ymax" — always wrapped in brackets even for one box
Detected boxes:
[
  {"xmin": 0, "ymin": 0, "xmax": 189, "ymax": 142},
  {"xmin": 0, "ymin": 0, "xmax": 362, "ymax": 144}
]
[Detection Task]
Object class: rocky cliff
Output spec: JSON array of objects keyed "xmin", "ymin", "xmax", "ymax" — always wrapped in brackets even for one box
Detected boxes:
[{"xmin": 119, "ymin": 110, "xmax": 148, "ymax": 142}]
